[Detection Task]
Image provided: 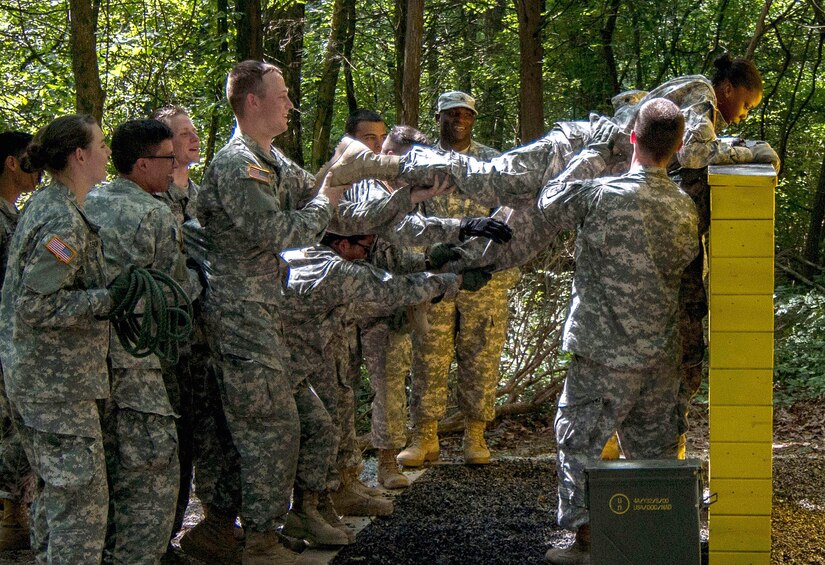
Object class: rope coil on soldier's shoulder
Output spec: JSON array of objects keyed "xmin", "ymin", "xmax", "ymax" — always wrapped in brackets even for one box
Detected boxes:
[{"xmin": 108, "ymin": 267, "xmax": 193, "ymax": 364}]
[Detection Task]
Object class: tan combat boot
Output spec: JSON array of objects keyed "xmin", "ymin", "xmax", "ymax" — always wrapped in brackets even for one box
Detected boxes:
[
  {"xmin": 281, "ymin": 489, "xmax": 350, "ymax": 546},
  {"xmin": 463, "ymin": 419, "xmax": 491, "ymax": 465},
  {"xmin": 318, "ymin": 491, "xmax": 355, "ymax": 543},
  {"xmin": 396, "ymin": 420, "xmax": 440, "ymax": 467},
  {"xmin": 545, "ymin": 524, "xmax": 591, "ymax": 564},
  {"xmin": 325, "ymin": 137, "xmax": 401, "ymax": 186},
  {"xmin": 600, "ymin": 433, "xmax": 621, "ymax": 460},
  {"xmin": 242, "ymin": 530, "xmax": 315, "ymax": 565},
  {"xmin": 180, "ymin": 504, "xmax": 241, "ymax": 564},
  {"xmin": 377, "ymin": 449, "xmax": 411, "ymax": 489},
  {"xmin": 0, "ymin": 499, "xmax": 29, "ymax": 551},
  {"xmin": 330, "ymin": 467, "xmax": 393, "ymax": 516}
]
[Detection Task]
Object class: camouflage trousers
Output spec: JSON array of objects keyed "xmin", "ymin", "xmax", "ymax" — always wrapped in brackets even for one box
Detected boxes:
[
  {"xmin": 102, "ymin": 375, "xmax": 179, "ymax": 565},
  {"xmin": 217, "ymin": 356, "xmax": 332, "ymax": 531},
  {"xmin": 361, "ymin": 318, "xmax": 412, "ymax": 450},
  {"xmin": 0, "ymin": 370, "xmax": 34, "ymax": 502},
  {"xmin": 555, "ymin": 355, "xmax": 681, "ymax": 530},
  {"xmin": 410, "ymin": 270, "xmax": 515, "ymax": 424},
  {"xmin": 306, "ymin": 332, "xmax": 357, "ymax": 491},
  {"xmin": 13, "ymin": 399, "xmax": 108, "ymax": 564}
]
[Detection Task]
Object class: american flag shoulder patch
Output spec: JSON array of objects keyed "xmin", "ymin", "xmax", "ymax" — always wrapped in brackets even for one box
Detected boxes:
[
  {"xmin": 45, "ymin": 235, "xmax": 77, "ymax": 264},
  {"xmin": 246, "ymin": 164, "xmax": 273, "ymax": 184}
]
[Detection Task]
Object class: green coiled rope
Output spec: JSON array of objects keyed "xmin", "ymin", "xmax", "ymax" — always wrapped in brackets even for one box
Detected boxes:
[{"xmin": 109, "ymin": 267, "xmax": 193, "ymax": 364}]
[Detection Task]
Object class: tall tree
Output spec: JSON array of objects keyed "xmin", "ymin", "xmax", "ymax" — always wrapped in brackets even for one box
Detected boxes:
[
  {"xmin": 392, "ymin": 0, "xmax": 408, "ymax": 124},
  {"xmin": 236, "ymin": 0, "xmax": 263, "ymax": 60},
  {"xmin": 401, "ymin": 0, "xmax": 424, "ymax": 127},
  {"xmin": 69, "ymin": 0, "xmax": 104, "ymax": 122},
  {"xmin": 515, "ymin": 0, "xmax": 544, "ymax": 143},
  {"xmin": 205, "ymin": 0, "xmax": 230, "ymax": 167},
  {"xmin": 267, "ymin": 1, "xmax": 306, "ymax": 164},
  {"xmin": 310, "ymin": 0, "xmax": 355, "ymax": 170}
]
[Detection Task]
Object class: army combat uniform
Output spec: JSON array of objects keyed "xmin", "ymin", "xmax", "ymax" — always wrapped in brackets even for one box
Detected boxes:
[
  {"xmin": 0, "ymin": 198, "xmax": 34, "ymax": 512},
  {"xmin": 411, "ymin": 141, "xmax": 519, "ymax": 434},
  {"xmin": 197, "ymin": 130, "xmax": 331, "ymax": 534},
  {"xmin": 86, "ymin": 178, "xmax": 198, "ymax": 563},
  {"xmin": 537, "ymin": 166, "xmax": 698, "ymax": 529},
  {"xmin": 0, "ymin": 181, "xmax": 113, "ymax": 563},
  {"xmin": 278, "ymin": 245, "xmax": 459, "ymax": 487}
]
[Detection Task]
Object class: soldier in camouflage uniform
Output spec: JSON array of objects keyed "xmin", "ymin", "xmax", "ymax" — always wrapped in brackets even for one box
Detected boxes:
[
  {"xmin": 0, "ymin": 131, "xmax": 38, "ymax": 551},
  {"xmin": 85, "ymin": 119, "xmax": 200, "ymax": 564},
  {"xmin": 150, "ymin": 105, "xmax": 223, "ymax": 551},
  {"xmin": 278, "ymin": 232, "xmax": 461, "ymax": 539},
  {"xmin": 399, "ymin": 91, "xmax": 520, "ymax": 467},
  {"xmin": 543, "ymin": 99, "xmax": 699, "ymax": 564},
  {"xmin": 192, "ymin": 60, "xmax": 346, "ymax": 563},
  {"xmin": 0, "ymin": 115, "xmax": 115, "ymax": 563}
]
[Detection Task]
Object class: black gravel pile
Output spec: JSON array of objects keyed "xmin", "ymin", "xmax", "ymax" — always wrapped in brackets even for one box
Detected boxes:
[{"xmin": 332, "ymin": 460, "xmax": 571, "ymax": 564}]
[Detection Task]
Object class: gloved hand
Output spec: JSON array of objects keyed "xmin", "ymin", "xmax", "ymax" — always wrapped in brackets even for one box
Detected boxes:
[
  {"xmin": 586, "ymin": 114, "xmax": 620, "ymax": 161},
  {"xmin": 108, "ymin": 265, "xmax": 135, "ymax": 310},
  {"xmin": 427, "ymin": 243, "xmax": 461, "ymax": 269},
  {"xmin": 459, "ymin": 217, "xmax": 513, "ymax": 243},
  {"xmin": 460, "ymin": 268, "xmax": 493, "ymax": 291},
  {"xmin": 747, "ymin": 141, "xmax": 781, "ymax": 171}
]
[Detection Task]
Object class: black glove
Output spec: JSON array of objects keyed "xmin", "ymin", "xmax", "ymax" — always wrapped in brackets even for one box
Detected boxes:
[
  {"xmin": 108, "ymin": 265, "xmax": 135, "ymax": 308},
  {"xmin": 459, "ymin": 217, "xmax": 513, "ymax": 243},
  {"xmin": 460, "ymin": 268, "xmax": 493, "ymax": 291},
  {"xmin": 427, "ymin": 243, "xmax": 461, "ymax": 269}
]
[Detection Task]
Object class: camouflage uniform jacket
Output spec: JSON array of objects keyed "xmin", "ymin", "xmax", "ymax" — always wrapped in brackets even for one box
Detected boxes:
[
  {"xmin": 0, "ymin": 182, "xmax": 112, "ymax": 410},
  {"xmin": 615, "ymin": 75, "xmax": 743, "ymax": 170},
  {"xmin": 196, "ymin": 130, "xmax": 332, "ymax": 369},
  {"xmin": 154, "ymin": 178, "xmax": 200, "ymax": 227},
  {"xmin": 0, "ymin": 198, "xmax": 19, "ymax": 288},
  {"xmin": 539, "ymin": 166, "xmax": 699, "ymax": 370},
  {"xmin": 86, "ymin": 178, "xmax": 198, "ymax": 382},
  {"xmin": 278, "ymin": 245, "xmax": 458, "ymax": 387}
]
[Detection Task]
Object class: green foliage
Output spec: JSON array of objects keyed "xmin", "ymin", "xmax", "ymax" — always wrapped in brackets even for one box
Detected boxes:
[{"xmin": 774, "ymin": 281, "xmax": 825, "ymax": 403}]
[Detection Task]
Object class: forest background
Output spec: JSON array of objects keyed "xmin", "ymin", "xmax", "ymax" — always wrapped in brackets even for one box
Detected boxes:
[{"xmin": 1, "ymin": 0, "xmax": 824, "ymax": 426}]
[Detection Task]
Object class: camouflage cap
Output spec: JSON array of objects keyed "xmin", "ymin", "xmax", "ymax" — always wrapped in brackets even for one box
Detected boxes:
[{"xmin": 437, "ymin": 91, "xmax": 478, "ymax": 115}]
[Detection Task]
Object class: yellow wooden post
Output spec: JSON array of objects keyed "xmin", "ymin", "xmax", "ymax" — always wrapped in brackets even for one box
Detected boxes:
[{"xmin": 707, "ymin": 164, "xmax": 776, "ymax": 564}]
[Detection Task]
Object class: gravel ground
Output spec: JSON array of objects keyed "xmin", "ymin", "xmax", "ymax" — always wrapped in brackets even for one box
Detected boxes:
[{"xmin": 1, "ymin": 402, "xmax": 822, "ymax": 564}]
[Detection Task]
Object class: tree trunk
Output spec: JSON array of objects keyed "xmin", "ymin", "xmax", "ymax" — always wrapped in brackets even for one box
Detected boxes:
[
  {"xmin": 236, "ymin": 0, "xmax": 262, "ymax": 60},
  {"xmin": 267, "ymin": 1, "xmax": 306, "ymax": 165},
  {"xmin": 514, "ymin": 0, "xmax": 544, "ymax": 144},
  {"xmin": 310, "ymin": 0, "xmax": 354, "ymax": 170},
  {"xmin": 392, "ymin": 0, "xmax": 407, "ymax": 124},
  {"xmin": 401, "ymin": 0, "xmax": 424, "ymax": 128},
  {"xmin": 802, "ymin": 152, "xmax": 825, "ymax": 275},
  {"xmin": 745, "ymin": 0, "xmax": 773, "ymax": 60},
  {"xmin": 601, "ymin": 0, "xmax": 621, "ymax": 95},
  {"xmin": 344, "ymin": 0, "xmax": 358, "ymax": 114},
  {"xmin": 68, "ymin": 0, "xmax": 104, "ymax": 122},
  {"xmin": 205, "ymin": 0, "xmax": 229, "ymax": 168}
]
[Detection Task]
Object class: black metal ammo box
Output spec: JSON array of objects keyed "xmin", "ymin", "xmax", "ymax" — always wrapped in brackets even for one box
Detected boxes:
[{"xmin": 585, "ymin": 459, "xmax": 702, "ymax": 565}]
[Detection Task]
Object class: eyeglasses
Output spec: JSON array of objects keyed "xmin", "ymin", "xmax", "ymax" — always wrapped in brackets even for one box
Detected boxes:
[
  {"xmin": 140, "ymin": 154, "xmax": 177, "ymax": 164},
  {"xmin": 352, "ymin": 240, "xmax": 375, "ymax": 255}
]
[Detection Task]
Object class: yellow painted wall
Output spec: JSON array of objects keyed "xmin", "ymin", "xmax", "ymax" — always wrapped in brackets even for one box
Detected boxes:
[{"xmin": 707, "ymin": 164, "xmax": 776, "ymax": 564}]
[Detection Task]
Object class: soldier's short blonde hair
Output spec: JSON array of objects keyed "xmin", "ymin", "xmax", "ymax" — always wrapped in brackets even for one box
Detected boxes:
[{"xmin": 226, "ymin": 60, "xmax": 282, "ymax": 119}]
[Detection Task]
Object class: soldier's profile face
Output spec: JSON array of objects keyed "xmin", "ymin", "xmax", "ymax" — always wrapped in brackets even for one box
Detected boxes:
[
  {"xmin": 168, "ymin": 114, "xmax": 200, "ymax": 167},
  {"xmin": 140, "ymin": 139, "xmax": 177, "ymax": 193},
  {"xmin": 717, "ymin": 82, "xmax": 762, "ymax": 125},
  {"xmin": 257, "ymin": 71, "xmax": 294, "ymax": 137},
  {"xmin": 353, "ymin": 121, "xmax": 387, "ymax": 154}
]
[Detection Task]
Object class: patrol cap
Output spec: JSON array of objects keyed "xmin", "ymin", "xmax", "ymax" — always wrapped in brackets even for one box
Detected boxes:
[{"xmin": 437, "ymin": 91, "xmax": 478, "ymax": 115}]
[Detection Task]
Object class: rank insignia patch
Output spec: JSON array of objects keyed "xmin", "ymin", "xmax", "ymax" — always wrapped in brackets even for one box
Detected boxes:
[
  {"xmin": 247, "ymin": 164, "xmax": 273, "ymax": 183},
  {"xmin": 45, "ymin": 236, "xmax": 77, "ymax": 264}
]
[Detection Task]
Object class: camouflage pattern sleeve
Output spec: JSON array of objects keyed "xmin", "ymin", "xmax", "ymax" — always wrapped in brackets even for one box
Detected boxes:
[
  {"xmin": 330, "ymin": 179, "xmax": 414, "ymax": 235},
  {"xmin": 537, "ymin": 178, "xmax": 598, "ymax": 232},
  {"xmin": 378, "ymin": 211, "xmax": 461, "ymax": 247},
  {"xmin": 17, "ymin": 225, "xmax": 111, "ymax": 326},
  {"xmin": 147, "ymin": 206, "xmax": 202, "ymax": 300}
]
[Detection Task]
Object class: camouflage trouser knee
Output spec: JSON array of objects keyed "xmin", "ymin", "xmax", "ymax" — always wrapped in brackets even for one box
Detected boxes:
[
  {"xmin": 102, "ymin": 396, "xmax": 179, "ymax": 565},
  {"xmin": 0, "ymin": 372, "xmax": 34, "ymax": 502},
  {"xmin": 411, "ymin": 270, "xmax": 514, "ymax": 424},
  {"xmin": 13, "ymin": 400, "xmax": 108, "ymax": 564},
  {"xmin": 555, "ymin": 356, "xmax": 680, "ymax": 530},
  {"xmin": 294, "ymin": 381, "xmax": 336, "ymax": 493},
  {"xmin": 362, "ymin": 318, "xmax": 411, "ymax": 450},
  {"xmin": 218, "ymin": 356, "xmax": 298, "ymax": 531}
]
